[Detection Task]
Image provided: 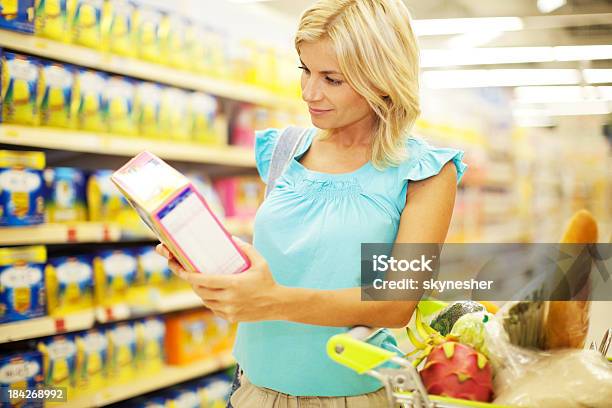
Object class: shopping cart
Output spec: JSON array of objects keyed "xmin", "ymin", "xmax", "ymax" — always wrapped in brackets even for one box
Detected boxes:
[{"xmin": 326, "ymin": 328, "xmax": 511, "ymax": 408}]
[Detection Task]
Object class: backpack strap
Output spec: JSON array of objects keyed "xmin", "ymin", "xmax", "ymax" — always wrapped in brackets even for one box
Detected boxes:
[{"xmin": 265, "ymin": 126, "xmax": 309, "ymax": 198}]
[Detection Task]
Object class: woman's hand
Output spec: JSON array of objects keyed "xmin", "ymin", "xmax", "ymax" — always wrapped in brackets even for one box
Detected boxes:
[{"xmin": 155, "ymin": 237, "xmax": 285, "ymax": 323}]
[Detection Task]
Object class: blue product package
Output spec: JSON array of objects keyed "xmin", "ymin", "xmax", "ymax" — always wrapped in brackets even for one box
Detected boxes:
[
  {"xmin": 38, "ymin": 334, "xmax": 78, "ymax": 389},
  {"xmin": 0, "ymin": 150, "xmax": 46, "ymax": 226},
  {"xmin": 43, "ymin": 167, "xmax": 87, "ymax": 222},
  {"xmin": 0, "ymin": 0, "xmax": 35, "ymax": 33},
  {"xmin": 0, "ymin": 245, "xmax": 47, "ymax": 323},
  {"xmin": 165, "ymin": 387, "xmax": 200, "ymax": 408},
  {"xmin": 0, "ymin": 351, "xmax": 44, "ymax": 407}
]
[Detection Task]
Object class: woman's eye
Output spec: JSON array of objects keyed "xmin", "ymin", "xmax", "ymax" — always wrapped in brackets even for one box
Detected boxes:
[
  {"xmin": 298, "ymin": 65, "xmax": 310, "ymax": 73},
  {"xmin": 326, "ymin": 77, "xmax": 343, "ymax": 86}
]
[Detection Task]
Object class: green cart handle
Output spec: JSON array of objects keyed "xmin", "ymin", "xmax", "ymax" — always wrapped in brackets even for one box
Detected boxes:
[{"xmin": 327, "ymin": 333, "xmax": 397, "ymax": 374}]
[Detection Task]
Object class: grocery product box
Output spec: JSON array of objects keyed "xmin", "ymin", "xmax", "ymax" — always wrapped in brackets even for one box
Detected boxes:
[
  {"xmin": 68, "ymin": 0, "xmax": 103, "ymax": 48},
  {"xmin": 38, "ymin": 334, "xmax": 78, "ymax": 392},
  {"xmin": 165, "ymin": 309, "xmax": 214, "ymax": 365},
  {"xmin": 39, "ymin": 61, "xmax": 76, "ymax": 128},
  {"xmin": 0, "ymin": 150, "xmax": 46, "ymax": 226},
  {"xmin": 75, "ymin": 68, "xmax": 107, "ymax": 131},
  {"xmin": 1, "ymin": 51, "xmax": 40, "ymax": 125},
  {"xmin": 189, "ymin": 92, "xmax": 222, "ymax": 145},
  {"xmin": 111, "ymin": 151, "xmax": 250, "ymax": 275},
  {"xmin": 0, "ymin": 0, "xmax": 34, "ymax": 33},
  {"xmin": 0, "ymin": 245, "xmax": 47, "ymax": 323},
  {"xmin": 105, "ymin": 75, "xmax": 136, "ymax": 135},
  {"xmin": 163, "ymin": 13, "xmax": 189, "ymax": 69},
  {"xmin": 35, "ymin": 0, "xmax": 69, "ymax": 41},
  {"xmin": 45, "ymin": 254, "xmax": 94, "ymax": 316},
  {"xmin": 75, "ymin": 328, "xmax": 109, "ymax": 393},
  {"xmin": 101, "ymin": 0, "xmax": 135, "ymax": 57},
  {"xmin": 134, "ymin": 317, "xmax": 165, "ymax": 371},
  {"xmin": 135, "ymin": 245, "xmax": 171, "ymax": 285},
  {"xmin": 132, "ymin": 3, "xmax": 164, "ymax": 63},
  {"xmin": 86, "ymin": 169, "xmax": 130, "ymax": 222},
  {"xmin": 43, "ymin": 167, "xmax": 88, "ymax": 222},
  {"xmin": 213, "ymin": 176, "xmax": 263, "ymax": 219},
  {"xmin": 134, "ymin": 81, "xmax": 162, "ymax": 138},
  {"xmin": 107, "ymin": 322, "xmax": 137, "ymax": 383},
  {"xmin": 0, "ymin": 351, "xmax": 44, "ymax": 407},
  {"xmin": 161, "ymin": 86, "xmax": 190, "ymax": 141},
  {"xmin": 93, "ymin": 248, "xmax": 137, "ymax": 307}
]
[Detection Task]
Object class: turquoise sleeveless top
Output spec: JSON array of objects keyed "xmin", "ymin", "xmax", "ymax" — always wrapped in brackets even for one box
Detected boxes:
[{"xmin": 232, "ymin": 128, "xmax": 468, "ymax": 396}]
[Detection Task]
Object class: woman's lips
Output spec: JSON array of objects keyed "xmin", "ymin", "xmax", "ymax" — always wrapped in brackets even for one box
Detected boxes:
[{"xmin": 309, "ymin": 107, "xmax": 332, "ymax": 115}]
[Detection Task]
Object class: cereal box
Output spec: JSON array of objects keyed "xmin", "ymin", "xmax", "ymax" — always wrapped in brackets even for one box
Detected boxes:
[
  {"xmin": 0, "ymin": 351, "xmax": 44, "ymax": 407},
  {"xmin": 35, "ymin": 0, "xmax": 68, "ymax": 40},
  {"xmin": 111, "ymin": 151, "xmax": 250, "ymax": 275},
  {"xmin": 1, "ymin": 51, "xmax": 40, "ymax": 125},
  {"xmin": 45, "ymin": 254, "xmax": 93, "ymax": 316},
  {"xmin": 0, "ymin": 150, "xmax": 45, "ymax": 226},
  {"xmin": 74, "ymin": 68, "xmax": 107, "ymax": 131},
  {"xmin": 43, "ymin": 167, "xmax": 87, "ymax": 223},
  {"xmin": 0, "ymin": 0, "xmax": 34, "ymax": 33},
  {"xmin": 105, "ymin": 75, "xmax": 136, "ymax": 135},
  {"xmin": 0, "ymin": 245, "xmax": 47, "ymax": 323},
  {"xmin": 39, "ymin": 61, "xmax": 76, "ymax": 128}
]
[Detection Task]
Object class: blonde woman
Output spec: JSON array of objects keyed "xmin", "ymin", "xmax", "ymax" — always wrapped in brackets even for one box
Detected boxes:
[{"xmin": 157, "ymin": 0, "xmax": 467, "ymax": 406}]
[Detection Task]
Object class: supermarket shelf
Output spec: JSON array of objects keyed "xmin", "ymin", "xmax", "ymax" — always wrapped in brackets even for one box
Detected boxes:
[
  {"xmin": 0, "ymin": 222, "xmax": 121, "ymax": 246},
  {"xmin": 96, "ymin": 290, "xmax": 203, "ymax": 323},
  {"xmin": 0, "ymin": 218, "xmax": 253, "ymax": 246},
  {"xmin": 0, "ymin": 124, "xmax": 255, "ymax": 167},
  {"xmin": 0, "ymin": 30, "xmax": 302, "ymax": 110},
  {"xmin": 0, "ymin": 310, "xmax": 95, "ymax": 344},
  {"xmin": 63, "ymin": 353, "xmax": 236, "ymax": 407}
]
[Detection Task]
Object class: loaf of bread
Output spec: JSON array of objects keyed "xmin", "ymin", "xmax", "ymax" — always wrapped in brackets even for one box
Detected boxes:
[{"xmin": 544, "ymin": 209, "xmax": 598, "ymax": 350}]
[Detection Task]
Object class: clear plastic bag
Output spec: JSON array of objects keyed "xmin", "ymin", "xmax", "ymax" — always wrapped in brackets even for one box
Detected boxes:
[{"xmin": 483, "ymin": 314, "xmax": 612, "ymax": 408}]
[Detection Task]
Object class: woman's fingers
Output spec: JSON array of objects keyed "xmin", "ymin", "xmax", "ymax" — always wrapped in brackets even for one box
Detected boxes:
[
  {"xmin": 155, "ymin": 243, "xmax": 174, "ymax": 260},
  {"xmin": 192, "ymin": 284, "xmax": 225, "ymax": 301},
  {"xmin": 168, "ymin": 259, "xmax": 186, "ymax": 279}
]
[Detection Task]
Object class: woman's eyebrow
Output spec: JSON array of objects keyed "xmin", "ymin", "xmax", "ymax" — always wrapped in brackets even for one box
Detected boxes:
[{"xmin": 300, "ymin": 59, "xmax": 344, "ymax": 76}]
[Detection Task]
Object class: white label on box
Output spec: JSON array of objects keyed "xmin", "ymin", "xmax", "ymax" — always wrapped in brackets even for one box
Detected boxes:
[{"xmin": 158, "ymin": 188, "xmax": 245, "ymax": 275}]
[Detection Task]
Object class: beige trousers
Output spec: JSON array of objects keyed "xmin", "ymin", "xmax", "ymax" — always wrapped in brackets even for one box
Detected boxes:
[{"xmin": 229, "ymin": 372, "xmax": 390, "ymax": 408}]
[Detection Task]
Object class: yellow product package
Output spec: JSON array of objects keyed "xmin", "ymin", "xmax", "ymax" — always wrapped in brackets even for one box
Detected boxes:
[
  {"xmin": 39, "ymin": 61, "xmax": 77, "ymax": 128},
  {"xmin": 75, "ymin": 328, "xmax": 109, "ymax": 393},
  {"xmin": 68, "ymin": 0, "xmax": 103, "ymax": 48},
  {"xmin": 45, "ymin": 254, "xmax": 94, "ymax": 317},
  {"xmin": 86, "ymin": 169, "xmax": 137, "ymax": 227},
  {"xmin": 35, "ymin": 0, "xmax": 69, "ymax": 41},
  {"xmin": 93, "ymin": 248, "xmax": 137, "ymax": 308},
  {"xmin": 189, "ymin": 92, "xmax": 223, "ymax": 145},
  {"xmin": 132, "ymin": 3, "xmax": 164, "ymax": 63},
  {"xmin": 107, "ymin": 322, "xmax": 137, "ymax": 383},
  {"xmin": 162, "ymin": 13, "xmax": 189, "ymax": 69},
  {"xmin": 160, "ymin": 87, "xmax": 190, "ymax": 141},
  {"xmin": 134, "ymin": 317, "xmax": 165, "ymax": 372},
  {"xmin": 134, "ymin": 81, "xmax": 162, "ymax": 138},
  {"xmin": 104, "ymin": 75, "xmax": 136, "ymax": 135},
  {"xmin": 74, "ymin": 68, "xmax": 107, "ymax": 131},
  {"xmin": 0, "ymin": 245, "xmax": 47, "ymax": 323},
  {"xmin": 1, "ymin": 51, "xmax": 40, "ymax": 125},
  {"xmin": 38, "ymin": 334, "xmax": 78, "ymax": 394},
  {"xmin": 101, "ymin": 0, "xmax": 135, "ymax": 57}
]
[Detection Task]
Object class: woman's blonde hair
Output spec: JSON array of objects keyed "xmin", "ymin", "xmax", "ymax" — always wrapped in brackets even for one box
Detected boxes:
[{"xmin": 295, "ymin": 0, "xmax": 421, "ymax": 170}]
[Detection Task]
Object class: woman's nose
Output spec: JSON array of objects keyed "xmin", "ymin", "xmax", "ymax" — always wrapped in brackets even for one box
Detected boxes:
[{"xmin": 302, "ymin": 77, "xmax": 323, "ymax": 102}]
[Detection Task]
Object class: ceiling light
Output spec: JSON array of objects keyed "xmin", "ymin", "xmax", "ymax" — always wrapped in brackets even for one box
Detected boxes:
[
  {"xmin": 422, "ymin": 69, "xmax": 580, "ymax": 88},
  {"xmin": 412, "ymin": 17, "xmax": 524, "ymax": 36},
  {"xmin": 537, "ymin": 0, "xmax": 567, "ymax": 14},
  {"xmin": 420, "ymin": 45, "xmax": 612, "ymax": 68}
]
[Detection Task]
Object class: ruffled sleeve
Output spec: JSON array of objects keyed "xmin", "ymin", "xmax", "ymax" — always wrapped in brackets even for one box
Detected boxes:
[
  {"xmin": 400, "ymin": 137, "xmax": 468, "ymax": 185},
  {"xmin": 254, "ymin": 128, "xmax": 281, "ymax": 184}
]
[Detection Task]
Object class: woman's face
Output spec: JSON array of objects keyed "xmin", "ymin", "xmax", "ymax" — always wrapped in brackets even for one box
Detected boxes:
[{"xmin": 298, "ymin": 39, "xmax": 374, "ymax": 131}]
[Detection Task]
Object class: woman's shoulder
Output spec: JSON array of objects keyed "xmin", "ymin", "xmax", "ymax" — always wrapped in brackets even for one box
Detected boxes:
[{"xmin": 397, "ymin": 135, "xmax": 468, "ymax": 185}]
